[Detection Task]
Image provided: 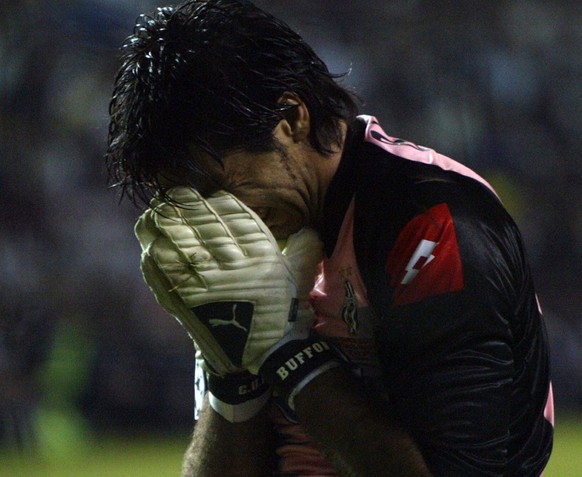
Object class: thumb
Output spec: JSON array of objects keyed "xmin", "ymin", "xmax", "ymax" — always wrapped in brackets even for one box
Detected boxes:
[{"xmin": 281, "ymin": 228, "xmax": 324, "ymax": 304}]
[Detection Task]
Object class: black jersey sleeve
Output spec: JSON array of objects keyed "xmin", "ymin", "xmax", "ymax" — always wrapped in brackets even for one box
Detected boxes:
[{"xmin": 354, "ymin": 175, "xmax": 552, "ymax": 476}]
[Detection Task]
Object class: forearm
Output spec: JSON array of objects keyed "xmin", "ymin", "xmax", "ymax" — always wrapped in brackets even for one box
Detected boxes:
[
  {"xmin": 182, "ymin": 395, "xmax": 275, "ymax": 477},
  {"xmin": 295, "ymin": 367, "xmax": 432, "ymax": 477}
]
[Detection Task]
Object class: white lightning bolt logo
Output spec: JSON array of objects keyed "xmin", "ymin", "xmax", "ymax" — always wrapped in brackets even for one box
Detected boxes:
[{"xmin": 401, "ymin": 239, "xmax": 438, "ymax": 285}]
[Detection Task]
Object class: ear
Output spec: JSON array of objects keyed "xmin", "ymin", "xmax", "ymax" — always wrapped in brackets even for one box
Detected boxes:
[{"xmin": 276, "ymin": 92, "xmax": 310, "ymax": 143}]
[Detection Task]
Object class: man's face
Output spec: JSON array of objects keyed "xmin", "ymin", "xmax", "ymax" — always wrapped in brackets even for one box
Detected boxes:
[
  {"xmin": 188, "ymin": 103, "xmax": 344, "ymax": 240},
  {"xmin": 191, "ymin": 138, "xmax": 316, "ymax": 240}
]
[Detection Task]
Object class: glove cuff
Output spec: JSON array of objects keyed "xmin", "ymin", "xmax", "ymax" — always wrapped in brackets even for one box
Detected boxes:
[
  {"xmin": 207, "ymin": 372, "xmax": 271, "ymax": 423},
  {"xmin": 259, "ymin": 338, "xmax": 341, "ymax": 411}
]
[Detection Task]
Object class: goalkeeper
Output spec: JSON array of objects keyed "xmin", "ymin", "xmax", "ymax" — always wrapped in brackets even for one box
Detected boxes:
[{"xmin": 106, "ymin": 1, "xmax": 553, "ymax": 476}]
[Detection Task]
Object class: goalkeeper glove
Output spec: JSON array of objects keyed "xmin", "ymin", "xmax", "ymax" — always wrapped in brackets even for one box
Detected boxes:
[{"xmin": 135, "ymin": 188, "xmax": 341, "ymax": 414}]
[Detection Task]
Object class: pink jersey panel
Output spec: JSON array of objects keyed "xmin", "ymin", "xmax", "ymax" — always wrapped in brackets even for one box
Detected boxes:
[
  {"xmin": 544, "ymin": 382, "xmax": 554, "ymax": 426},
  {"xmin": 361, "ymin": 114, "xmax": 497, "ymax": 196},
  {"xmin": 311, "ymin": 199, "xmax": 381, "ymax": 377},
  {"xmin": 271, "ymin": 200, "xmax": 381, "ymax": 476}
]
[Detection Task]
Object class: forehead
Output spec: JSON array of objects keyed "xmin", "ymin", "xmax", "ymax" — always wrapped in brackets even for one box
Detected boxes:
[{"xmin": 188, "ymin": 144, "xmax": 283, "ymax": 190}]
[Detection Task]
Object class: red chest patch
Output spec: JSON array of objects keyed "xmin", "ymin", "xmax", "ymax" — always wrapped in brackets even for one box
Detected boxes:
[{"xmin": 385, "ymin": 203, "xmax": 464, "ymax": 307}]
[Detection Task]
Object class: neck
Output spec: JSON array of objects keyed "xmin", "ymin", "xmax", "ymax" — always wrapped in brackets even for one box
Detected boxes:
[{"xmin": 310, "ymin": 123, "xmax": 348, "ymax": 232}]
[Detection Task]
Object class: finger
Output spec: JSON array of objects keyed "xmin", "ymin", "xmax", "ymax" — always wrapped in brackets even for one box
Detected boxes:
[
  {"xmin": 207, "ymin": 191, "xmax": 282, "ymax": 260},
  {"xmin": 147, "ymin": 236, "xmax": 211, "ymax": 292},
  {"xmin": 134, "ymin": 208, "xmax": 160, "ymax": 251},
  {"xmin": 155, "ymin": 188, "xmax": 248, "ymax": 263}
]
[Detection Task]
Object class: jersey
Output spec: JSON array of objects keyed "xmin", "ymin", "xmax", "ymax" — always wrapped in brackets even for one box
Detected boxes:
[{"xmin": 269, "ymin": 115, "xmax": 553, "ymax": 476}]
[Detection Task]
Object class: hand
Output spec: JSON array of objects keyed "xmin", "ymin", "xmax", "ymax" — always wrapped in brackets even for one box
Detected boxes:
[
  {"xmin": 135, "ymin": 188, "xmax": 341, "ymax": 409},
  {"xmin": 135, "ymin": 187, "xmax": 299, "ymax": 374}
]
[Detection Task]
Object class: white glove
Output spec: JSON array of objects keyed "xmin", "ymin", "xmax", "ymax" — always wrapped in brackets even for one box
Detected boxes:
[
  {"xmin": 135, "ymin": 188, "xmax": 338, "ymax": 386},
  {"xmin": 136, "ymin": 187, "xmax": 298, "ymax": 374}
]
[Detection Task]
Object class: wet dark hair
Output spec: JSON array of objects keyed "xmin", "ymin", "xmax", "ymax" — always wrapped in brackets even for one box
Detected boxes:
[{"xmin": 106, "ymin": 0, "xmax": 359, "ymax": 205}]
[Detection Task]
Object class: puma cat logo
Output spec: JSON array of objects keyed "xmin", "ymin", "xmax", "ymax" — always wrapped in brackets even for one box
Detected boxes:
[{"xmin": 208, "ymin": 304, "xmax": 249, "ymax": 332}]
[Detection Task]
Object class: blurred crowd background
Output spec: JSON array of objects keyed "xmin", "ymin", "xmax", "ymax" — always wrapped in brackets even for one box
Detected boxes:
[{"xmin": 2, "ymin": 0, "xmax": 581, "ymax": 455}]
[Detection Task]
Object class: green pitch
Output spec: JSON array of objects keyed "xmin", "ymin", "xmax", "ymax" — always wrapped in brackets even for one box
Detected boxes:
[
  {"xmin": 0, "ymin": 414, "xmax": 580, "ymax": 476},
  {"xmin": 544, "ymin": 413, "xmax": 582, "ymax": 476},
  {"xmin": 0, "ymin": 435, "xmax": 187, "ymax": 477}
]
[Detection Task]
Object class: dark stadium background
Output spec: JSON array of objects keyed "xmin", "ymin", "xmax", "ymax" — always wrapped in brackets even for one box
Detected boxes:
[{"xmin": 2, "ymin": 1, "xmax": 581, "ymax": 475}]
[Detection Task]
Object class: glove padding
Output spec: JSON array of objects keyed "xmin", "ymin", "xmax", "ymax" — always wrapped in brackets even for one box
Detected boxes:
[{"xmin": 135, "ymin": 187, "xmax": 323, "ymax": 376}]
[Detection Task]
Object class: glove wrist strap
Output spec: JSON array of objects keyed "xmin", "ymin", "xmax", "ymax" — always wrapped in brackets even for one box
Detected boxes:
[
  {"xmin": 259, "ymin": 338, "xmax": 341, "ymax": 411},
  {"xmin": 207, "ymin": 373, "xmax": 271, "ymax": 423}
]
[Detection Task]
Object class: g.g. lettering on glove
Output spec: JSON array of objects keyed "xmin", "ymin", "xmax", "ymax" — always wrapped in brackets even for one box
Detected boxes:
[
  {"xmin": 208, "ymin": 371, "xmax": 268, "ymax": 403},
  {"xmin": 206, "ymin": 370, "xmax": 271, "ymax": 423}
]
